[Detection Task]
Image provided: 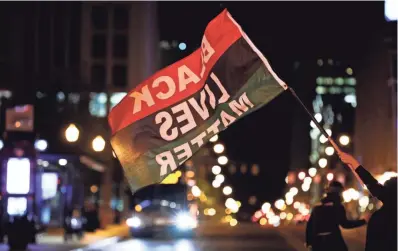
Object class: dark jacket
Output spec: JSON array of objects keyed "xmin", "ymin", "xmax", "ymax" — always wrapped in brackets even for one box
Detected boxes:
[
  {"xmin": 306, "ymin": 193, "xmax": 366, "ymax": 251},
  {"xmin": 356, "ymin": 166, "xmax": 397, "ymax": 251}
]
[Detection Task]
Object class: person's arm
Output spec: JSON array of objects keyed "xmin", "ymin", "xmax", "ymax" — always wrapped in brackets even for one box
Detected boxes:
[
  {"xmin": 355, "ymin": 166, "xmax": 385, "ymax": 201},
  {"xmin": 338, "ymin": 205, "xmax": 366, "ymax": 229}
]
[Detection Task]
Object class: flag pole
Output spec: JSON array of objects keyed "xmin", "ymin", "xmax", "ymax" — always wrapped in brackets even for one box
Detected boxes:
[{"xmin": 288, "ymin": 87, "xmax": 367, "ymax": 189}]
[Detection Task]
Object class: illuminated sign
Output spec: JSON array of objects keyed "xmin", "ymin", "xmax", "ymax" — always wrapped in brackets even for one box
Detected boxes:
[{"xmin": 6, "ymin": 158, "xmax": 31, "ymax": 194}]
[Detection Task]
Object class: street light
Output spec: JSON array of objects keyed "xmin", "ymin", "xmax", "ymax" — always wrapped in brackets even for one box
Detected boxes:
[
  {"xmin": 217, "ymin": 156, "xmax": 228, "ymax": 165},
  {"xmin": 213, "ymin": 143, "xmax": 225, "ymax": 154},
  {"xmin": 339, "ymin": 135, "xmax": 350, "ymax": 146},
  {"xmin": 318, "ymin": 158, "xmax": 327, "ymax": 168},
  {"xmin": 92, "ymin": 135, "xmax": 106, "ymax": 152},
  {"xmin": 325, "ymin": 146, "xmax": 335, "ymax": 156},
  {"xmin": 223, "ymin": 186, "xmax": 232, "ymax": 196},
  {"xmin": 65, "ymin": 123, "xmax": 80, "ymax": 143}
]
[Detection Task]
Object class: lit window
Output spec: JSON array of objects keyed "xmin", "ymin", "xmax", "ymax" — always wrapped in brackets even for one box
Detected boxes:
[
  {"xmin": 344, "ymin": 87, "xmax": 356, "ymax": 94},
  {"xmin": 110, "ymin": 92, "xmax": 127, "ymax": 109},
  {"xmin": 334, "ymin": 78, "xmax": 344, "ymax": 85},
  {"xmin": 325, "ymin": 77, "xmax": 333, "ymax": 85},
  {"xmin": 68, "ymin": 93, "xmax": 80, "ymax": 104},
  {"xmin": 316, "ymin": 77, "xmax": 324, "ymax": 85},
  {"xmin": 316, "ymin": 86, "xmax": 327, "ymax": 95},
  {"xmin": 56, "ymin": 92, "xmax": 65, "ymax": 102},
  {"xmin": 329, "ymin": 87, "xmax": 342, "ymax": 94},
  {"xmin": 89, "ymin": 92, "xmax": 107, "ymax": 117},
  {"xmin": 345, "ymin": 78, "xmax": 356, "ymax": 86}
]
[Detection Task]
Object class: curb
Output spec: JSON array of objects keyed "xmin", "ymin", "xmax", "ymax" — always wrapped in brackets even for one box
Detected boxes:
[{"xmin": 70, "ymin": 236, "xmax": 121, "ymax": 251}]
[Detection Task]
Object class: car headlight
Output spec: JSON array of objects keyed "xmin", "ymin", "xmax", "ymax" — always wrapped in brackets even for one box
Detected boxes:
[
  {"xmin": 126, "ymin": 216, "xmax": 141, "ymax": 228},
  {"xmin": 175, "ymin": 212, "xmax": 197, "ymax": 230}
]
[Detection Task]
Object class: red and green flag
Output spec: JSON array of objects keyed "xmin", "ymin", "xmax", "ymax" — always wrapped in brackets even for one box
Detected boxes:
[{"xmin": 108, "ymin": 9, "xmax": 288, "ymax": 192}]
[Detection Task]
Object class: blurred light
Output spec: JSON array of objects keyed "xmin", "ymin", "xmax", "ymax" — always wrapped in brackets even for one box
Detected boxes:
[
  {"xmin": 92, "ymin": 135, "xmax": 106, "ymax": 152},
  {"xmin": 58, "ymin": 159, "xmax": 67, "ymax": 166},
  {"xmin": 368, "ymin": 203, "xmax": 374, "ymax": 210},
  {"xmin": 178, "ymin": 42, "xmax": 187, "ymax": 51},
  {"xmin": 339, "ymin": 135, "xmax": 350, "ymax": 146},
  {"xmin": 215, "ymin": 174, "xmax": 225, "ymax": 183},
  {"xmin": 175, "ymin": 171, "xmax": 182, "ymax": 177},
  {"xmin": 304, "ymin": 177, "xmax": 312, "ymax": 184},
  {"xmin": 314, "ymin": 113, "xmax": 322, "ymax": 122},
  {"xmin": 225, "ymin": 198, "xmax": 236, "ymax": 208},
  {"xmin": 204, "ymin": 208, "xmax": 209, "ymax": 215},
  {"xmin": 287, "ymin": 213, "xmax": 293, "ymax": 221},
  {"xmin": 280, "ymin": 212, "xmax": 287, "ymax": 220},
  {"xmin": 259, "ymin": 218, "xmax": 267, "ymax": 226},
  {"xmin": 327, "ymin": 173, "xmax": 334, "ymax": 181},
  {"xmin": 186, "ymin": 171, "xmax": 195, "ymax": 178},
  {"xmin": 223, "ymin": 186, "xmax": 232, "ymax": 196},
  {"xmin": 319, "ymin": 134, "xmax": 328, "ymax": 144},
  {"xmin": 325, "ymin": 146, "xmax": 335, "ymax": 156},
  {"xmin": 285, "ymin": 176, "xmax": 288, "ymax": 184},
  {"xmin": 346, "ymin": 68, "xmax": 353, "ymax": 75},
  {"xmin": 376, "ymin": 171, "xmax": 398, "ymax": 185},
  {"xmin": 254, "ymin": 211, "xmax": 262, "ymax": 218},
  {"xmin": 0, "ymin": 140, "xmax": 3, "ymax": 150},
  {"xmin": 349, "ymin": 188, "xmax": 360, "ymax": 200},
  {"xmin": 209, "ymin": 135, "xmax": 218, "ymax": 142},
  {"xmin": 359, "ymin": 196, "xmax": 369, "ymax": 208},
  {"xmin": 325, "ymin": 129, "xmax": 332, "ymax": 136},
  {"xmin": 261, "ymin": 202, "xmax": 271, "ymax": 213},
  {"xmin": 126, "ymin": 216, "xmax": 141, "ymax": 228},
  {"xmin": 286, "ymin": 197, "xmax": 293, "ymax": 205},
  {"xmin": 318, "ymin": 158, "xmax": 327, "ymax": 168},
  {"xmin": 212, "ymin": 165, "xmax": 221, "ymax": 175},
  {"xmin": 191, "ymin": 186, "xmax": 201, "ymax": 197},
  {"xmin": 317, "ymin": 59, "xmax": 323, "ymax": 66},
  {"xmin": 342, "ymin": 190, "xmax": 352, "ymax": 203},
  {"xmin": 298, "ymin": 172, "xmax": 306, "ymax": 180},
  {"xmin": 290, "ymin": 187, "xmax": 298, "ymax": 196},
  {"xmin": 275, "ymin": 199, "xmax": 285, "ymax": 210},
  {"xmin": 293, "ymin": 202, "xmax": 300, "ymax": 209},
  {"xmin": 218, "ymin": 156, "xmax": 228, "ymax": 165},
  {"xmin": 229, "ymin": 218, "xmax": 238, "ymax": 227},
  {"xmin": 135, "ymin": 205, "xmax": 142, "ymax": 212},
  {"xmin": 302, "ymin": 183, "xmax": 310, "ymax": 192},
  {"xmin": 207, "ymin": 208, "xmax": 216, "ymax": 216},
  {"xmin": 65, "ymin": 124, "xmax": 79, "ymax": 142},
  {"xmin": 112, "ymin": 151, "xmax": 116, "ymax": 158},
  {"xmin": 308, "ymin": 167, "xmax": 317, "ymax": 177},
  {"xmin": 236, "ymin": 201, "xmax": 241, "ymax": 208},
  {"xmin": 225, "ymin": 208, "xmax": 232, "ymax": 215},
  {"xmin": 34, "ymin": 139, "xmax": 48, "ymax": 151},
  {"xmin": 310, "ymin": 120, "xmax": 316, "ymax": 129},
  {"xmin": 212, "ymin": 180, "xmax": 221, "ymax": 188},
  {"xmin": 213, "ymin": 143, "xmax": 225, "ymax": 154},
  {"xmin": 248, "ymin": 196, "xmax": 257, "ymax": 205},
  {"xmin": 90, "ymin": 185, "xmax": 98, "ymax": 193}
]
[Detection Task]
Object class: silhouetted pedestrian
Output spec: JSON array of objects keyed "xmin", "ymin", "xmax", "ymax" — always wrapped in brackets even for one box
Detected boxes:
[{"xmin": 305, "ymin": 181, "xmax": 367, "ymax": 251}]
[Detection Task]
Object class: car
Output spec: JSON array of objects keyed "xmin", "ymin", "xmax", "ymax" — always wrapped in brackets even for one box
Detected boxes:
[{"xmin": 126, "ymin": 184, "xmax": 198, "ymax": 238}]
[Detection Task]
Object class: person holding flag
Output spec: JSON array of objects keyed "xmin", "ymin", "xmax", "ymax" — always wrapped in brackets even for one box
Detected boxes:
[{"xmin": 338, "ymin": 152, "xmax": 397, "ymax": 251}]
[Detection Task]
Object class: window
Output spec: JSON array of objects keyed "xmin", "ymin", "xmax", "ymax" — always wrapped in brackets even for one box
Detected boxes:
[
  {"xmin": 112, "ymin": 65, "xmax": 127, "ymax": 87},
  {"xmin": 91, "ymin": 65, "xmax": 106, "ymax": 89},
  {"xmin": 91, "ymin": 6, "xmax": 108, "ymax": 30},
  {"xmin": 113, "ymin": 35, "xmax": 128, "ymax": 58},
  {"xmin": 89, "ymin": 92, "xmax": 107, "ymax": 117},
  {"xmin": 91, "ymin": 34, "xmax": 106, "ymax": 59},
  {"xmin": 113, "ymin": 6, "xmax": 129, "ymax": 30}
]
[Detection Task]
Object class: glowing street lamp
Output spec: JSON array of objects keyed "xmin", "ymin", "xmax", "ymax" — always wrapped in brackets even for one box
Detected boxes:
[
  {"xmin": 325, "ymin": 146, "xmax": 335, "ymax": 156},
  {"xmin": 213, "ymin": 143, "xmax": 225, "ymax": 154},
  {"xmin": 212, "ymin": 165, "xmax": 221, "ymax": 175},
  {"xmin": 65, "ymin": 123, "xmax": 79, "ymax": 142},
  {"xmin": 92, "ymin": 135, "xmax": 105, "ymax": 152},
  {"xmin": 339, "ymin": 135, "xmax": 350, "ymax": 146},
  {"xmin": 218, "ymin": 156, "xmax": 228, "ymax": 165},
  {"xmin": 223, "ymin": 186, "xmax": 232, "ymax": 196},
  {"xmin": 318, "ymin": 158, "xmax": 328, "ymax": 168}
]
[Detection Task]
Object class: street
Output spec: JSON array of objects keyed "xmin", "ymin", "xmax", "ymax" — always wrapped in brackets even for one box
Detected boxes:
[
  {"xmin": 90, "ymin": 223, "xmax": 366, "ymax": 251},
  {"xmin": 0, "ymin": 223, "xmax": 366, "ymax": 251}
]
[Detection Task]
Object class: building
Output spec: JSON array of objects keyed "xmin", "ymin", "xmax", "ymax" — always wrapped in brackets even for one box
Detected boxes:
[
  {"xmin": 354, "ymin": 19, "xmax": 397, "ymax": 176},
  {"xmin": 0, "ymin": 1, "xmax": 159, "ymax": 227}
]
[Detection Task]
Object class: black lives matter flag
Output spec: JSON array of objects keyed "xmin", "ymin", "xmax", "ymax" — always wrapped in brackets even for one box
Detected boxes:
[{"xmin": 108, "ymin": 9, "xmax": 288, "ymax": 192}]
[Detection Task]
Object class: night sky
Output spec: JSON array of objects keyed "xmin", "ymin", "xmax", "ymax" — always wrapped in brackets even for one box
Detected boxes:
[{"xmin": 157, "ymin": 2, "xmax": 388, "ymax": 202}]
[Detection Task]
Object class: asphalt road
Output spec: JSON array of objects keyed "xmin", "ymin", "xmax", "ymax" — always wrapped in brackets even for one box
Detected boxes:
[{"xmin": 0, "ymin": 224, "xmax": 366, "ymax": 251}]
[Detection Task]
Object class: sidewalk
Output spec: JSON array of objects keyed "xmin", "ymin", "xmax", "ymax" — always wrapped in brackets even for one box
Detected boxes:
[{"xmin": 37, "ymin": 224, "xmax": 129, "ymax": 245}]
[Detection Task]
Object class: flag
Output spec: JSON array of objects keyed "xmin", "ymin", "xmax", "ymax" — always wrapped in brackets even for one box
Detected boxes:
[{"xmin": 108, "ymin": 9, "xmax": 288, "ymax": 192}]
